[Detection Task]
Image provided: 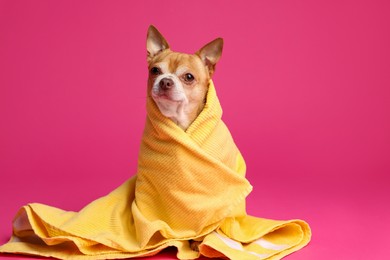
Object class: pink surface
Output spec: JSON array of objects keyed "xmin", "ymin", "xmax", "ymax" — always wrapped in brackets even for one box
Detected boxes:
[{"xmin": 1, "ymin": 0, "xmax": 389, "ymax": 259}]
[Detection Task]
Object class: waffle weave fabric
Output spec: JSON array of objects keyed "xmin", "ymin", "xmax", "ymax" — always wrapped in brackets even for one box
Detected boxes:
[{"xmin": 0, "ymin": 81, "xmax": 311, "ymax": 259}]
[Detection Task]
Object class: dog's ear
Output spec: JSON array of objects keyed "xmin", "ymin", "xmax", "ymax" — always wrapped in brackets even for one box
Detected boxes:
[
  {"xmin": 196, "ymin": 38, "xmax": 223, "ymax": 77},
  {"xmin": 147, "ymin": 25, "xmax": 170, "ymax": 61}
]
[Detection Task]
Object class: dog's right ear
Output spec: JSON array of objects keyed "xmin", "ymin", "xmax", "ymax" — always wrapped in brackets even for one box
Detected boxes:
[{"xmin": 147, "ymin": 25, "xmax": 170, "ymax": 61}]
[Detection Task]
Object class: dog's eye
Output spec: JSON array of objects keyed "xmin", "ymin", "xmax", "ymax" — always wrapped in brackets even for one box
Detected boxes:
[
  {"xmin": 150, "ymin": 67, "xmax": 161, "ymax": 75},
  {"xmin": 184, "ymin": 73, "xmax": 195, "ymax": 82}
]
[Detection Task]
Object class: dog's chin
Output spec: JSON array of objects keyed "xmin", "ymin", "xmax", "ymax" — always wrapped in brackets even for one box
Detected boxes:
[{"xmin": 152, "ymin": 94, "xmax": 186, "ymax": 118}]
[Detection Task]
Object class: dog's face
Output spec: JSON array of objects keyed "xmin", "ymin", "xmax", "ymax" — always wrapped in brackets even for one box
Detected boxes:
[
  {"xmin": 148, "ymin": 51, "xmax": 209, "ymax": 124},
  {"xmin": 146, "ymin": 25, "xmax": 223, "ymax": 130}
]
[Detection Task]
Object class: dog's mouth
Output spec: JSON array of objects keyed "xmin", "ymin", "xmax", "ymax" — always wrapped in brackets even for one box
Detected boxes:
[
  {"xmin": 151, "ymin": 87, "xmax": 185, "ymax": 103},
  {"xmin": 151, "ymin": 91, "xmax": 176, "ymax": 101}
]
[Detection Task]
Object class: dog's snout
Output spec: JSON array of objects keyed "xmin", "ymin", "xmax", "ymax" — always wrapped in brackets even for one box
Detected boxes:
[{"xmin": 159, "ymin": 78, "xmax": 174, "ymax": 91}]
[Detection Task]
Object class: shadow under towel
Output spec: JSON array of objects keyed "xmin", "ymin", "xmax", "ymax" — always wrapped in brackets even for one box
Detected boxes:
[{"xmin": 0, "ymin": 80, "xmax": 311, "ymax": 260}]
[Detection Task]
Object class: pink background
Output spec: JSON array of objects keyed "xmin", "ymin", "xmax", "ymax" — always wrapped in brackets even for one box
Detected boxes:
[{"xmin": 1, "ymin": 0, "xmax": 389, "ymax": 259}]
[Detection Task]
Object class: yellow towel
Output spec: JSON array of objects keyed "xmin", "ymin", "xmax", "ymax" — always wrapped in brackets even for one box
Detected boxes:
[{"xmin": 0, "ymin": 80, "xmax": 311, "ymax": 259}]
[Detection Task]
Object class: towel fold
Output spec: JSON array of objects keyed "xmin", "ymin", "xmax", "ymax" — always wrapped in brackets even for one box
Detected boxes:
[{"xmin": 0, "ymin": 80, "xmax": 311, "ymax": 259}]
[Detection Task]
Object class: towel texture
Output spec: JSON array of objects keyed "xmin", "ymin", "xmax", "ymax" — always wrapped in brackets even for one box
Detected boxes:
[{"xmin": 0, "ymin": 81, "xmax": 311, "ymax": 259}]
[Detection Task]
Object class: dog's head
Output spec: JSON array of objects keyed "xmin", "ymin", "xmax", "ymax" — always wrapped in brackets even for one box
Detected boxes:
[{"xmin": 146, "ymin": 25, "xmax": 223, "ymax": 130}]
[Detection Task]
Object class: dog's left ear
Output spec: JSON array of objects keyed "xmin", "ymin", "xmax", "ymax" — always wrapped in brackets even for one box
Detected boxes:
[
  {"xmin": 196, "ymin": 38, "xmax": 223, "ymax": 77},
  {"xmin": 147, "ymin": 25, "xmax": 170, "ymax": 62}
]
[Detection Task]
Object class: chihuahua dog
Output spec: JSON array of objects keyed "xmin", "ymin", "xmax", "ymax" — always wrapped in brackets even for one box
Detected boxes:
[{"xmin": 146, "ymin": 25, "xmax": 223, "ymax": 131}]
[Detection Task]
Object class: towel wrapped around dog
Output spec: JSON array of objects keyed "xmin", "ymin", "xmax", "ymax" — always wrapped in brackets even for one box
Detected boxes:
[{"xmin": 0, "ymin": 80, "xmax": 311, "ymax": 259}]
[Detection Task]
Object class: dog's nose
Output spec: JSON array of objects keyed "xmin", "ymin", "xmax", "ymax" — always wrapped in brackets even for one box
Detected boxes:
[{"xmin": 159, "ymin": 78, "xmax": 174, "ymax": 91}]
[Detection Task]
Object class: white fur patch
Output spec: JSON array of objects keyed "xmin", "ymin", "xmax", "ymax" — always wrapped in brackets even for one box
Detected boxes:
[{"xmin": 151, "ymin": 73, "xmax": 189, "ymax": 124}]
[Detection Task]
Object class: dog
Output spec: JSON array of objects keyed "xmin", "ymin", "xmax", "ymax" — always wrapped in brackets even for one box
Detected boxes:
[
  {"xmin": 146, "ymin": 25, "xmax": 224, "ymax": 251},
  {"xmin": 146, "ymin": 25, "xmax": 223, "ymax": 131}
]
